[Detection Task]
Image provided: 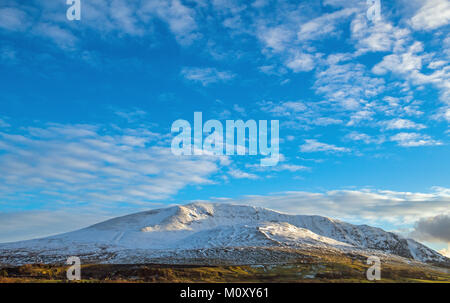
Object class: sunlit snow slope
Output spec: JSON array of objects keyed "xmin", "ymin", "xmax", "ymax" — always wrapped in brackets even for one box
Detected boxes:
[{"xmin": 0, "ymin": 203, "xmax": 447, "ymax": 265}]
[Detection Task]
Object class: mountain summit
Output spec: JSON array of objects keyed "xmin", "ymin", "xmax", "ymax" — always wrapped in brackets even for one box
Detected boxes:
[{"xmin": 0, "ymin": 203, "xmax": 447, "ymax": 266}]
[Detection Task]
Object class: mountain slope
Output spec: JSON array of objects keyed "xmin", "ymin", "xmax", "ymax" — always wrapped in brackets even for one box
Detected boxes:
[{"xmin": 0, "ymin": 203, "xmax": 447, "ymax": 265}]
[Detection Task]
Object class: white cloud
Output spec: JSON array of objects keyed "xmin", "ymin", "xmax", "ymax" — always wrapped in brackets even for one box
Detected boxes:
[
  {"xmin": 300, "ymin": 139, "xmax": 350, "ymax": 153},
  {"xmin": 346, "ymin": 132, "xmax": 372, "ymax": 143},
  {"xmin": 312, "ymin": 117, "xmax": 343, "ymax": 126},
  {"xmin": 0, "ymin": 123, "xmax": 225, "ymax": 206},
  {"xmin": 114, "ymin": 108, "xmax": 148, "ymax": 123},
  {"xmin": 0, "ymin": 7, "xmax": 30, "ymax": 32},
  {"xmin": 232, "ymin": 104, "xmax": 246, "ymax": 115},
  {"xmin": 32, "ymin": 23, "xmax": 79, "ymax": 50},
  {"xmin": 141, "ymin": 0, "xmax": 199, "ymax": 45},
  {"xmin": 382, "ymin": 118, "xmax": 426, "ymax": 130},
  {"xmin": 0, "ymin": 0, "xmax": 199, "ymax": 50},
  {"xmin": 228, "ymin": 168, "xmax": 258, "ymax": 179},
  {"xmin": 347, "ymin": 109, "xmax": 375, "ymax": 126},
  {"xmin": 258, "ymin": 64, "xmax": 287, "ymax": 76},
  {"xmin": 373, "ymin": 41, "xmax": 450, "ymax": 108},
  {"xmin": 285, "ymin": 52, "xmax": 315, "ymax": 72},
  {"xmin": 286, "ymin": 135, "xmax": 295, "ymax": 141},
  {"xmin": 297, "ymin": 8, "xmax": 357, "ymax": 42},
  {"xmin": 314, "ymin": 62, "xmax": 385, "ymax": 110},
  {"xmin": 247, "ymin": 163, "xmax": 309, "ymax": 173},
  {"xmin": 411, "ymin": 65, "xmax": 450, "ymax": 103},
  {"xmin": 351, "ymin": 14, "xmax": 410, "ymax": 54},
  {"xmin": 109, "ymin": 0, "xmax": 145, "ymax": 36},
  {"xmin": 323, "ymin": 0, "xmax": 363, "ymax": 9},
  {"xmin": 251, "ymin": 0, "xmax": 268, "ymax": 9},
  {"xmin": 410, "ymin": 0, "xmax": 450, "ymax": 31},
  {"xmin": 372, "ymin": 42, "xmax": 424, "ymax": 75},
  {"xmin": 272, "ymin": 164, "xmax": 309, "ymax": 172},
  {"xmin": 428, "ymin": 60, "xmax": 447, "ymax": 70},
  {"xmin": 378, "ymin": 96, "xmax": 424, "ymax": 117},
  {"xmin": 390, "ymin": 132, "xmax": 442, "ymax": 147},
  {"xmin": 435, "ymin": 106, "xmax": 450, "ymax": 122},
  {"xmin": 259, "ymin": 100, "xmax": 346, "ymax": 130},
  {"xmin": 259, "ymin": 100, "xmax": 306, "ymax": 117},
  {"xmin": 346, "ymin": 131, "xmax": 385, "ymax": 144},
  {"xmin": 211, "ymin": 0, "xmax": 246, "ymax": 16},
  {"xmin": 253, "ymin": 5, "xmax": 357, "ymax": 74},
  {"xmin": 257, "ymin": 25, "xmax": 294, "ymax": 53},
  {"xmin": 181, "ymin": 67, "xmax": 235, "ymax": 86}
]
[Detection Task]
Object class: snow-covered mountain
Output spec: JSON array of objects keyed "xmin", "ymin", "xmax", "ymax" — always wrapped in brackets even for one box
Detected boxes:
[{"xmin": 0, "ymin": 203, "xmax": 447, "ymax": 265}]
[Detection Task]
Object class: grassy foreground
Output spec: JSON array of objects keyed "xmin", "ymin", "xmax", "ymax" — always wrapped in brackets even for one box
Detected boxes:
[{"xmin": 1, "ymin": 254, "xmax": 449, "ymax": 283}]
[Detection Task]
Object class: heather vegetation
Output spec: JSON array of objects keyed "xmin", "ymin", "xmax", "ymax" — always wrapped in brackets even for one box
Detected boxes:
[{"xmin": 1, "ymin": 253, "xmax": 449, "ymax": 283}]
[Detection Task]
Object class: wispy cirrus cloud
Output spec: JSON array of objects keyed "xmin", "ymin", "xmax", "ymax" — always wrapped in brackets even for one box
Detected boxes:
[
  {"xmin": 32, "ymin": 23, "xmax": 79, "ymax": 50},
  {"xmin": 300, "ymin": 139, "xmax": 351, "ymax": 153},
  {"xmin": 258, "ymin": 100, "xmax": 344, "ymax": 130},
  {"xmin": 314, "ymin": 62, "xmax": 385, "ymax": 110},
  {"xmin": 141, "ymin": 0, "xmax": 199, "ymax": 45},
  {"xmin": 0, "ymin": 122, "xmax": 226, "ymax": 208},
  {"xmin": 0, "ymin": 7, "xmax": 30, "ymax": 32},
  {"xmin": 345, "ymin": 131, "xmax": 385, "ymax": 145},
  {"xmin": 181, "ymin": 67, "xmax": 235, "ymax": 86},
  {"xmin": 373, "ymin": 40, "xmax": 450, "ymax": 119},
  {"xmin": 0, "ymin": 118, "xmax": 10, "ymax": 128},
  {"xmin": 228, "ymin": 168, "xmax": 259, "ymax": 180},
  {"xmin": 297, "ymin": 8, "xmax": 357, "ymax": 42},
  {"xmin": 0, "ymin": 0, "xmax": 200, "ymax": 51},
  {"xmin": 259, "ymin": 100, "xmax": 307, "ymax": 117}
]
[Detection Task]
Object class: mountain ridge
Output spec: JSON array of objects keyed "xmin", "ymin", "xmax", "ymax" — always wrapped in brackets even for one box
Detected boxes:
[{"xmin": 0, "ymin": 202, "xmax": 448, "ymax": 266}]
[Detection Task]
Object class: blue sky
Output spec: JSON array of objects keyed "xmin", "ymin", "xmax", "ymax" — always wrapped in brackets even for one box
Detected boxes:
[{"xmin": 0, "ymin": 0, "xmax": 449, "ymax": 254}]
